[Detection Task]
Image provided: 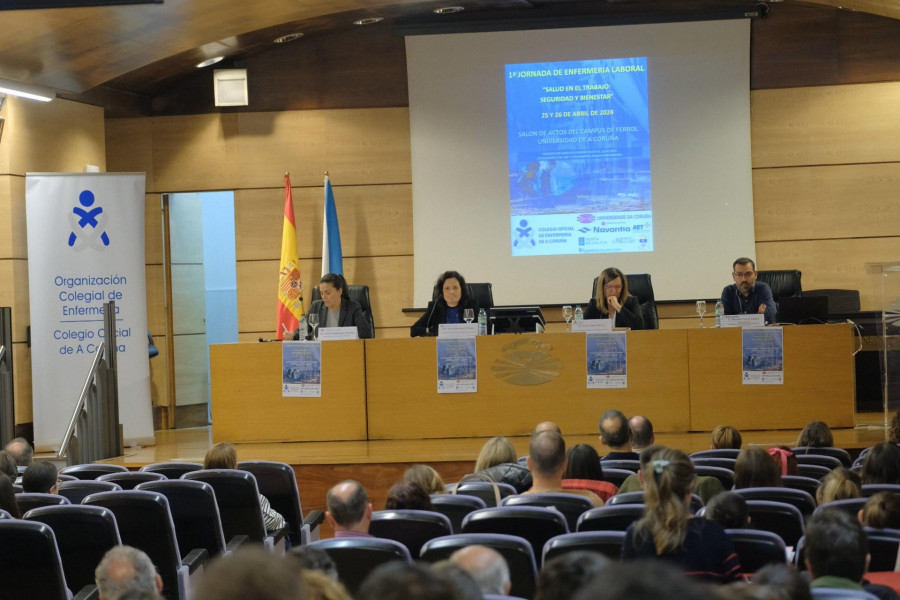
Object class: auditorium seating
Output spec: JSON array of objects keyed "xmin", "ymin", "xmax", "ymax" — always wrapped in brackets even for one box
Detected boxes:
[
  {"xmin": 446, "ymin": 481, "xmax": 517, "ymax": 507},
  {"xmin": 600, "ymin": 468, "xmax": 634, "ymax": 489},
  {"xmin": 461, "ymin": 506, "xmax": 568, "ymax": 560},
  {"xmin": 310, "ymin": 537, "xmax": 411, "ymax": 596},
  {"xmin": 140, "ymin": 461, "xmax": 204, "ymax": 479},
  {"xmin": 542, "ymin": 531, "xmax": 627, "ymax": 564},
  {"xmin": 467, "ymin": 283, "xmax": 495, "ymax": 310},
  {"xmin": 693, "ymin": 465, "xmax": 735, "ymax": 490},
  {"xmin": 862, "ymin": 484, "xmax": 900, "ymax": 497},
  {"xmin": 98, "ymin": 470, "xmax": 166, "ymax": 489},
  {"xmin": 791, "ymin": 446, "xmax": 852, "ymax": 468},
  {"xmin": 16, "ymin": 492, "xmax": 70, "ymax": 514},
  {"xmin": 795, "ymin": 454, "xmax": 843, "ymax": 471},
  {"xmin": 744, "ymin": 500, "xmax": 805, "ymax": 547},
  {"xmin": 798, "ymin": 464, "xmax": 833, "ymax": 480},
  {"xmin": 429, "ymin": 494, "xmax": 486, "ymax": 533},
  {"xmin": 724, "ymin": 528, "xmax": 787, "ymax": 574},
  {"xmin": 500, "ymin": 493, "xmax": 593, "ymax": 532},
  {"xmin": 814, "ymin": 498, "xmax": 867, "ymax": 519},
  {"xmin": 690, "ymin": 456, "xmax": 737, "ymax": 470},
  {"xmin": 369, "ymin": 509, "xmax": 453, "ymax": 557},
  {"xmin": 238, "ymin": 460, "xmax": 324, "ymax": 545},
  {"xmin": 607, "ymin": 491, "xmax": 704, "ymax": 514},
  {"xmin": 576, "ymin": 505, "xmax": 644, "ymax": 532},
  {"xmin": 58, "ymin": 479, "xmax": 122, "ymax": 505},
  {"xmin": 781, "ymin": 475, "xmax": 821, "ymax": 497},
  {"xmin": 734, "ymin": 488, "xmax": 816, "ymax": 517},
  {"xmin": 864, "ymin": 527, "xmax": 900, "ymax": 572},
  {"xmin": 60, "ymin": 463, "xmax": 128, "ymax": 480},
  {"xmin": 690, "ymin": 449, "xmax": 741, "ymax": 460},
  {"xmin": 600, "ymin": 459, "xmax": 640, "ymax": 472}
]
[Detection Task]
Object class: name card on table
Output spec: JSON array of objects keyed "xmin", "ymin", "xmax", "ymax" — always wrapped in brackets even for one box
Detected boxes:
[
  {"xmin": 572, "ymin": 319, "xmax": 613, "ymax": 333},
  {"xmin": 438, "ymin": 323, "xmax": 479, "ymax": 338},
  {"xmin": 317, "ymin": 327, "xmax": 359, "ymax": 341},
  {"xmin": 721, "ymin": 314, "xmax": 765, "ymax": 328}
]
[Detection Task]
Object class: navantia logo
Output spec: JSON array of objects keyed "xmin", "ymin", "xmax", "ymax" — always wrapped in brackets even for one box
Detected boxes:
[{"xmin": 577, "ymin": 214, "xmax": 595, "ymax": 224}]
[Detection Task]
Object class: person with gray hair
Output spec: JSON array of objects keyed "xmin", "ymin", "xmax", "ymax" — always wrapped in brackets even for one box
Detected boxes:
[
  {"xmin": 450, "ymin": 545, "xmax": 511, "ymax": 596},
  {"xmin": 4, "ymin": 437, "xmax": 33, "ymax": 468},
  {"xmin": 325, "ymin": 479, "xmax": 373, "ymax": 537},
  {"xmin": 628, "ymin": 415, "xmax": 654, "ymax": 451},
  {"xmin": 95, "ymin": 545, "xmax": 163, "ymax": 600}
]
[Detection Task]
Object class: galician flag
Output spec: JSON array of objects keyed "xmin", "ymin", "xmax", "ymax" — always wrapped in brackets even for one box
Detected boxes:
[
  {"xmin": 277, "ymin": 173, "xmax": 304, "ymax": 339},
  {"xmin": 321, "ymin": 173, "xmax": 343, "ymax": 276}
]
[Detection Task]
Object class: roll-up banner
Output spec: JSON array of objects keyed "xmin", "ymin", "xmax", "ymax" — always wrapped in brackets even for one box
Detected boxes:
[{"xmin": 26, "ymin": 173, "xmax": 154, "ymax": 452}]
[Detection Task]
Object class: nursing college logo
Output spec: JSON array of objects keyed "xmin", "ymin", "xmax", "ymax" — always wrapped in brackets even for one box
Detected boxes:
[
  {"xmin": 514, "ymin": 219, "xmax": 535, "ymax": 248},
  {"xmin": 68, "ymin": 189, "xmax": 111, "ymax": 251}
]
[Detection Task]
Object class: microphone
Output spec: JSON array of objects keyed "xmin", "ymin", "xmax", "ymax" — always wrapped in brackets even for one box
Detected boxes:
[{"xmin": 423, "ymin": 300, "xmax": 440, "ymax": 336}]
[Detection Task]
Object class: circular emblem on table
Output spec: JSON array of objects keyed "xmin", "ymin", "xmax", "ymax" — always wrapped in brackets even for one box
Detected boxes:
[{"xmin": 491, "ymin": 337, "xmax": 563, "ymax": 386}]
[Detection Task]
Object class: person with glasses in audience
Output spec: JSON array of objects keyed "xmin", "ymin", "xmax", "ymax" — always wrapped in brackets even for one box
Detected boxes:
[
  {"xmin": 720, "ymin": 257, "xmax": 776, "ymax": 324},
  {"xmin": 585, "ymin": 267, "xmax": 644, "ymax": 330}
]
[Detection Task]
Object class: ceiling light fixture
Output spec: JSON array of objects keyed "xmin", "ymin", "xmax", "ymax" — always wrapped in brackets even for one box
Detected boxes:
[
  {"xmin": 196, "ymin": 56, "xmax": 225, "ymax": 68},
  {"xmin": 433, "ymin": 6, "xmax": 464, "ymax": 14},
  {"xmin": 353, "ymin": 17, "xmax": 384, "ymax": 25},
  {"xmin": 274, "ymin": 33, "xmax": 304, "ymax": 44},
  {"xmin": 0, "ymin": 77, "xmax": 54, "ymax": 102}
]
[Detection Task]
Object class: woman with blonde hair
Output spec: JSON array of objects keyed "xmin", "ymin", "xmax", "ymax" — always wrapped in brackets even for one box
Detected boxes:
[
  {"xmin": 859, "ymin": 491, "xmax": 900, "ymax": 530},
  {"xmin": 585, "ymin": 267, "xmax": 644, "ymax": 330},
  {"xmin": 710, "ymin": 425, "xmax": 742, "ymax": 450},
  {"xmin": 623, "ymin": 447, "xmax": 741, "ymax": 583},
  {"xmin": 473, "ymin": 436, "xmax": 531, "ymax": 493},
  {"xmin": 816, "ymin": 467, "xmax": 861, "ymax": 506},
  {"xmin": 403, "ymin": 464, "xmax": 445, "ymax": 495}
]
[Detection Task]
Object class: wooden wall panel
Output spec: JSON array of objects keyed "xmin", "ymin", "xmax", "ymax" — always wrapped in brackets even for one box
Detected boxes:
[
  {"xmin": 0, "ymin": 259, "xmax": 30, "ymax": 344},
  {"xmin": 754, "ymin": 163, "xmax": 900, "ymax": 242},
  {"xmin": 105, "ymin": 117, "xmax": 154, "ymax": 178},
  {"xmin": 149, "ymin": 335, "xmax": 168, "ymax": 408},
  {"xmin": 144, "ymin": 194, "xmax": 163, "ymax": 265},
  {"xmin": 756, "ymin": 238, "xmax": 900, "ymax": 310},
  {"xmin": 12, "ymin": 343, "xmax": 32, "ymax": 424},
  {"xmin": 751, "ymin": 82, "xmax": 900, "ymax": 168},
  {"xmin": 235, "ymin": 184, "xmax": 412, "ymax": 261},
  {"xmin": 149, "ymin": 114, "xmax": 240, "ymax": 192},
  {"xmin": 145, "ymin": 265, "xmax": 167, "ymax": 334}
]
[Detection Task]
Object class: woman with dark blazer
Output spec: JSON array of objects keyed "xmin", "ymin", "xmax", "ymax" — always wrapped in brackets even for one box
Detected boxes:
[
  {"xmin": 410, "ymin": 270, "xmax": 479, "ymax": 337},
  {"xmin": 585, "ymin": 267, "xmax": 644, "ymax": 330},
  {"xmin": 305, "ymin": 273, "xmax": 373, "ymax": 339}
]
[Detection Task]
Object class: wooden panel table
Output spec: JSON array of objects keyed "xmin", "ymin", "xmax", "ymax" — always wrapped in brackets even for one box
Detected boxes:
[
  {"xmin": 365, "ymin": 331, "xmax": 692, "ymax": 439},
  {"xmin": 688, "ymin": 324, "xmax": 855, "ymax": 430},
  {"xmin": 210, "ymin": 341, "xmax": 367, "ymax": 443}
]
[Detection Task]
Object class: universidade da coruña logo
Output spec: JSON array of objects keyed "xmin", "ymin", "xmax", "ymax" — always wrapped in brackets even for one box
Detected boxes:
[{"xmin": 68, "ymin": 189, "xmax": 111, "ymax": 251}]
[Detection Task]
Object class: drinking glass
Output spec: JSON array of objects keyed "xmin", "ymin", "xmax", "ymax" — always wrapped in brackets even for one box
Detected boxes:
[
  {"xmin": 696, "ymin": 300, "xmax": 706, "ymax": 328},
  {"xmin": 463, "ymin": 308, "xmax": 474, "ymax": 323},
  {"xmin": 307, "ymin": 313, "xmax": 319, "ymax": 340},
  {"xmin": 562, "ymin": 305, "xmax": 574, "ymax": 331}
]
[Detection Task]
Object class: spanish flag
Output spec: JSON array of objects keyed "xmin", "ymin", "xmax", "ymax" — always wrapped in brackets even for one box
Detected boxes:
[{"xmin": 276, "ymin": 174, "xmax": 304, "ymax": 339}]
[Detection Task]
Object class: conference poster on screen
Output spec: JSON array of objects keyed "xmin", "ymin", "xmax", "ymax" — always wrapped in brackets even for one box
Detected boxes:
[{"xmin": 506, "ymin": 56, "xmax": 651, "ymax": 257}]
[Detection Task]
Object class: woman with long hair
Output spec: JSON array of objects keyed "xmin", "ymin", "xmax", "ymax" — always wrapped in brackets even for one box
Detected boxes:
[
  {"xmin": 585, "ymin": 267, "xmax": 644, "ymax": 330},
  {"xmin": 561, "ymin": 444, "xmax": 618, "ymax": 502},
  {"xmin": 204, "ymin": 442, "xmax": 286, "ymax": 533},
  {"xmin": 473, "ymin": 436, "xmax": 531, "ymax": 493},
  {"xmin": 411, "ymin": 270, "xmax": 478, "ymax": 337},
  {"xmin": 733, "ymin": 446, "xmax": 783, "ymax": 489},
  {"xmin": 623, "ymin": 447, "xmax": 741, "ymax": 583},
  {"xmin": 796, "ymin": 421, "xmax": 834, "ymax": 448}
]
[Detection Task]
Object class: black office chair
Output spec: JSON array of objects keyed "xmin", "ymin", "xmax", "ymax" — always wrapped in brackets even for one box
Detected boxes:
[
  {"xmin": 542, "ymin": 531, "xmax": 627, "ymax": 564},
  {"xmin": 791, "ymin": 446, "xmax": 852, "ymax": 468},
  {"xmin": 756, "ymin": 269, "xmax": 802, "ymax": 321},
  {"xmin": 724, "ymin": 528, "xmax": 787, "ymax": 574},
  {"xmin": 467, "ymin": 283, "xmax": 495, "ymax": 310},
  {"xmin": 140, "ymin": 462, "xmax": 204, "ymax": 479},
  {"xmin": 501, "ymin": 493, "xmax": 594, "ymax": 532},
  {"xmin": 591, "ymin": 273, "xmax": 658, "ymax": 329},
  {"xmin": 430, "ymin": 494, "xmax": 487, "ymax": 533},
  {"xmin": 310, "ymin": 537, "xmax": 411, "ymax": 596},
  {"xmin": 58, "ymin": 479, "xmax": 123, "ymax": 505},
  {"xmin": 312, "ymin": 283, "xmax": 375, "ymax": 332},
  {"xmin": 24, "ymin": 504, "xmax": 122, "ymax": 593},
  {"xmin": 238, "ymin": 460, "xmax": 325, "ymax": 545},
  {"xmin": 745, "ymin": 500, "xmax": 805, "ymax": 547},
  {"xmin": 369, "ymin": 509, "xmax": 453, "ymax": 558},
  {"xmin": 462, "ymin": 506, "xmax": 568, "ymax": 560},
  {"xmin": 98, "ymin": 470, "xmax": 167, "ymax": 490},
  {"xmin": 60, "ymin": 463, "xmax": 129, "ymax": 480},
  {"xmin": 864, "ymin": 527, "xmax": 900, "ymax": 572},
  {"xmin": 576, "ymin": 505, "xmax": 645, "ymax": 532}
]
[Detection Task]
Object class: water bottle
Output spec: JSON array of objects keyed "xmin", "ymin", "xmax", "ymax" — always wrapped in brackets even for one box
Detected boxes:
[
  {"xmin": 298, "ymin": 315, "xmax": 307, "ymax": 340},
  {"xmin": 574, "ymin": 305, "xmax": 584, "ymax": 322},
  {"xmin": 478, "ymin": 308, "xmax": 487, "ymax": 336},
  {"xmin": 715, "ymin": 300, "xmax": 724, "ymax": 328}
]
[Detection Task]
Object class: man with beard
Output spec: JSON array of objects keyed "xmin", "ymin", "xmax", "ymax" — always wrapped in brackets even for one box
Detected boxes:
[{"xmin": 720, "ymin": 257, "xmax": 776, "ymax": 324}]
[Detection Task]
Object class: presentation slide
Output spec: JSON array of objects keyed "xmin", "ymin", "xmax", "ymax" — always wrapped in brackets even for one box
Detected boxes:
[{"xmin": 506, "ymin": 57, "xmax": 652, "ymax": 256}]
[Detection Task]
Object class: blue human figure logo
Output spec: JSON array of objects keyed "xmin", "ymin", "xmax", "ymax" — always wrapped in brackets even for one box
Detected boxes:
[
  {"xmin": 68, "ymin": 190, "xmax": 110, "ymax": 248},
  {"xmin": 513, "ymin": 219, "xmax": 535, "ymax": 247}
]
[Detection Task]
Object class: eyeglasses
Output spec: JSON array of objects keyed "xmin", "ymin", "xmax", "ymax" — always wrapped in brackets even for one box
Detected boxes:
[
  {"xmin": 605, "ymin": 284, "xmax": 623, "ymax": 291},
  {"xmin": 732, "ymin": 272, "xmax": 756, "ymax": 279}
]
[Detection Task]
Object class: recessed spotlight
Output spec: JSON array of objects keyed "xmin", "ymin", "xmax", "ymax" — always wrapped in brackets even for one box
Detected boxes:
[
  {"xmin": 433, "ymin": 6, "xmax": 464, "ymax": 15},
  {"xmin": 353, "ymin": 17, "xmax": 384, "ymax": 25},
  {"xmin": 274, "ymin": 32, "xmax": 304, "ymax": 44},
  {"xmin": 196, "ymin": 56, "xmax": 225, "ymax": 68}
]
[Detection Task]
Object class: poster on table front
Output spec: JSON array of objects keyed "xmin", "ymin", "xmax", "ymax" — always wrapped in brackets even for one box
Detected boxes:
[
  {"xmin": 742, "ymin": 327, "xmax": 784, "ymax": 385},
  {"xmin": 26, "ymin": 173, "xmax": 154, "ymax": 451},
  {"xmin": 586, "ymin": 331, "xmax": 627, "ymax": 389},
  {"xmin": 282, "ymin": 341, "xmax": 322, "ymax": 397},
  {"xmin": 437, "ymin": 338, "xmax": 477, "ymax": 393}
]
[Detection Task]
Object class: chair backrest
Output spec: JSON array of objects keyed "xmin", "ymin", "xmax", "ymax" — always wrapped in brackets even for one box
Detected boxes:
[
  {"xmin": 140, "ymin": 461, "xmax": 204, "ymax": 479},
  {"xmin": 600, "ymin": 459, "xmax": 640, "ymax": 472},
  {"xmin": 16, "ymin": 492, "xmax": 71, "ymax": 514},
  {"xmin": 420, "ymin": 533, "xmax": 537, "ymax": 599},
  {"xmin": 0, "ymin": 520, "xmax": 71, "ymax": 599},
  {"xmin": 607, "ymin": 490, "xmax": 703, "ymax": 513},
  {"xmin": 576, "ymin": 504, "xmax": 645, "ymax": 532},
  {"xmin": 781, "ymin": 475, "xmax": 821, "ymax": 497},
  {"xmin": 312, "ymin": 284, "xmax": 375, "ymax": 331},
  {"xmin": 84, "ymin": 490, "xmax": 184, "ymax": 600},
  {"xmin": 58, "ymin": 479, "xmax": 123, "ymax": 504},
  {"xmin": 136, "ymin": 479, "xmax": 227, "ymax": 559},
  {"xmin": 745, "ymin": 500, "xmax": 805, "ymax": 547},
  {"xmin": 756, "ymin": 270, "xmax": 802, "ymax": 302},
  {"xmin": 794, "ymin": 454, "xmax": 843, "ymax": 470},
  {"xmin": 601, "ymin": 468, "xmax": 635, "ymax": 489},
  {"xmin": 810, "ymin": 589, "xmax": 880, "ymax": 600},
  {"xmin": 429, "ymin": 494, "xmax": 487, "ymax": 533},
  {"xmin": 814, "ymin": 497, "xmax": 868, "ymax": 520},
  {"xmin": 691, "ymin": 457, "xmax": 738, "ymax": 470},
  {"xmin": 60, "ymin": 463, "xmax": 129, "ymax": 480},
  {"xmin": 98, "ymin": 470, "xmax": 167, "ymax": 489},
  {"xmin": 309, "ymin": 537, "xmax": 411, "ymax": 595},
  {"xmin": 56, "ymin": 474, "xmax": 77, "ymax": 482},
  {"xmin": 591, "ymin": 273, "xmax": 658, "ymax": 329},
  {"xmin": 691, "ymin": 449, "xmax": 742, "ymax": 460},
  {"xmin": 369, "ymin": 509, "xmax": 453, "ymax": 558},
  {"xmin": 451, "ymin": 481, "xmax": 517, "ymax": 507},
  {"xmin": 467, "ymin": 283, "xmax": 495, "ymax": 310},
  {"xmin": 734, "ymin": 487, "xmax": 816, "ymax": 517},
  {"xmin": 462, "ymin": 506, "xmax": 568, "ymax": 559},
  {"xmin": 864, "ymin": 527, "xmax": 900, "ymax": 572},
  {"xmin": 24, "ymin": 504, "xmax": 122, "ymax": 592},
  {"xmin": 862, "ymin": 484, "xmax": 900, "ymax": 497},
  {"xmin": 798, "ymin": 463, "xmax": 833, "ymax": 481},
  {"xmin": 724, "ymin": 528, "xmax": 787, "ymax": 574},
  {"xmin": 237, "ymin": 460, "xmax": 304, "ymax": 545},
  {"xmin": 542, "ymin": 531, "xmax": 627, "ymax": 565},
  {"xmin": 693, "ymin": 465, "xmax": 735, "ymax": 491},
  {"xmin": 791, "ymin": 446, "xmax": 852, "ymax": 468},
  {"xmin": 182, "ymin": 469, "xmax": 267, "ymax": 543},
  {"xmin": 501, "ymin": 493, "xmax": 594, "ymax": 532}
]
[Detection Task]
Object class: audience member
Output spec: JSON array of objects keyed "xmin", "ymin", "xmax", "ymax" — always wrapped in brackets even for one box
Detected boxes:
[
  {"xmin": 534, "ymin": 550, "xmax": 609, "ymax": 600},
  {"xmin": 533, "ymin": 421, "xmax": 562, "ymax": 435},
  {"xmin": 0, "ymin": 473, "xmax": 21, "ymax": 518},
  {"xmin": 623, "ymin": 447, "xmax": 741, "ymax": 584},
  {"xmin": 767, "ymin": 446, "xmax": 798, "ymax": 477},
  {"xmin": 629, "ymin": 415, "xmax": 655, "ymax": 451},
  {"xmin": 95, "ymin": 545, "xmax": 164, "ymax": 600},
  {"xmin": 325, "ymin": 479, "xmax": 373, "ymax": 537},
  {"xmin": 562, "ymin": 443, "xmax": 618, "ymax": 502},
  {"xmin": 816, "ymin": 467, "xmax": 861, "ymax": 506},
  {"xmin": 4, "ymin": 437, "xmax": 33, "ymax": 468},
  {"xmin": 859, "ymin": 491, "xmax": 900, "ymax": 530},
  {"xmin": 618, "ymin": 445, "xmax": 725, "ymax": 504},
  {"xmin": 192, "ymin": 546, "xmax": 305, "ymax": 600},
  {"xmin": 403, "ymin": 464, "xmax": 445, "ymax": 495},
  {"xmin": 705, "ymin": 492, "xmax": 750, "ymax": 530},
  {"xmin": 358, "ymin": 562, "xmax": 459, "ymax": 600},
  {"xmin": 450, "ymin": 545, "xmax": 511, "ymax": 596},
  {"xmin": 796, "ymin": 421, "xmax": 834, "ymax": 448},
  {"xmin": 473, "ymin": 435, "xmax": 532, "ymax": 493},
  {"xmin": 0, "ymin": 450, "xmax": 17, "ymax": 481},
  {"xmin": 203, "ymin": 441, "xmax": 286, "ymax": 532},
  {"xmin": 288, "ymin": 545, "xmax": 338, "ymax": 580},
  {"xmin": 431, "ymin": 561, "xmax": 483, "ymax": 600},
  {"xmin": 861, "ymin": 442, "xmax": 900, "ymax": 486},
  {"xmin": 752, "ymin": 563, "xmax": 812, "ymax": 600},
  {"xmin": 598, "ymin": 409, "xmax": 638, "ymax": 460},
  {"xmin": 22, "ymin": 460, "xmax": 58, "ymax": 494},
  {"xmin": 384, "ymin": 480, "xmax": 433, "ymax": 511},
  {"xmin": 572, "ymin": 559, "xmax": 710, "ymax": 600},
  {"xmin": 711, "ymin": 425, "xmax": 743, "ymax": 450},
  {"xmin": 804, "ymin": 508, "xmax": 899, "ymax": 599},
  {"xmin": 525, "ymin": 430, "xmax": 603, "ymax": 507},
  {"xmin": 734, "ymin": 447, "xmax": 782, "ymax": 489},
  {"xmin": 300, "ymin": 570, "xmax": 351, "ymax": 600}
]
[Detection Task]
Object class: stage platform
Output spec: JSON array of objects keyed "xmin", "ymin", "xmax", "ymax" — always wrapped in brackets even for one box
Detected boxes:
[{"xmin": 87, "ymin": 417, "xmax": 891, "ymax": 538}]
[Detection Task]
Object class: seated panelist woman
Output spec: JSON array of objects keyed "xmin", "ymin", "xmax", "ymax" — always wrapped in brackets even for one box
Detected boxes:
[
  {"xmin": 305, "ymin": 273, "xmax": 373, "ymax": 339},
  {"xmin": 585, "ymin": 267, "xmax": 644, "ymax": 330},
  {"xmin": 410, "ymin": 270, "xmax": 479, "ymax": 337}
]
